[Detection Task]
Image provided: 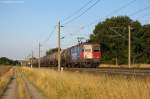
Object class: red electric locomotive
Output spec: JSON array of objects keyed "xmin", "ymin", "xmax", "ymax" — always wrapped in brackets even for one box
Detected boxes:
[{"xmin": 61, "ymin": 43, "xmax": 101, "ymax": 68}]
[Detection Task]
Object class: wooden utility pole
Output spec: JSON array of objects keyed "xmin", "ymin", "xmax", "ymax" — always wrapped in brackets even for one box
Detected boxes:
[
  {"xmin": 31, "ymin": 51, "xmax": 33, "ymax": 68},
  {"xmin": 128, "ymin": 25, "xmax": 131, "ymax": 68},
  {"xmin": 38, "ymin": 43, "xmax": 41, "ymax": 68},
  {"xmin": 115, "ymin": 57, "xmax": 118, "ymax": 67},
  {"xmin": 58, "ymin": 21, "xmax": 61, "ymax": 71}
]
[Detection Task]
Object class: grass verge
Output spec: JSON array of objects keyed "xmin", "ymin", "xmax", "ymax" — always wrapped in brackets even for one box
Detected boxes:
[
  {"xmin": 15, "ymin": 68, "xmax": 30, "ymax": 99},
  {"xmin": 100, "ymin": 64, "xmax": 150, "ymax": 68},
  {"xmin": 0, "ymin": 68, "xmax": 13, "ymax": 97},
  {"xmin": 22, "ymin": 67, "xmax": 150, "ymax": 99}
]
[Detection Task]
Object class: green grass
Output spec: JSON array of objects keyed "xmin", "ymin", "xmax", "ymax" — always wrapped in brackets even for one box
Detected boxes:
[{"xmin": 22, "ymin": 67, "xmax": 150, "ymax": 99}]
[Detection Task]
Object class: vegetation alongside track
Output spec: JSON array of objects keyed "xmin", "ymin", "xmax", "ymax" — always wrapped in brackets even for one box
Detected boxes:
[
  {"xmin": 22, "ymin": 67, "xmax": 150, "ymax": 99},
  {"xmin": 99, "ymin": 64, "xmax": 150, "ymax": 68},
  {"xmin": 90, "ymin": 16, "xmax": 150, "ymax": 64}
]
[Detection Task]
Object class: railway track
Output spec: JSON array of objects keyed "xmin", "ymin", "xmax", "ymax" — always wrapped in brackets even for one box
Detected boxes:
[
  {"xmin": 65, "ymin": 67, "xmax": 150, "ymax": 76},
  {"xmin": 43, "ymin": 67, "xmax": 150, "ymax": 76}
]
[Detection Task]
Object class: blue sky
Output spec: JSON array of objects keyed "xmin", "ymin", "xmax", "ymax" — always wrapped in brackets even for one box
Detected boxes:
[{"xmin": 0, "ymin": 0, "xmax": 149, "ymax": 60}]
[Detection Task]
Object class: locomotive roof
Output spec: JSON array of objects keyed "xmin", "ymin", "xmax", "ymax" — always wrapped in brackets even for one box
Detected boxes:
[{"xmin": 68, "ymin": 42, "xmax": 100, "ymax": 49}]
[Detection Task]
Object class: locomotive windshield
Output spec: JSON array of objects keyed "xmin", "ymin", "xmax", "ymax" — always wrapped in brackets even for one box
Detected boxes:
[
  {"xmin": 93, "ymin": 47, "xmax": 100, "ymax": 52},
  {"xmin": 85, "ymin": 49, "xmax": 91, "ymax": 52}
]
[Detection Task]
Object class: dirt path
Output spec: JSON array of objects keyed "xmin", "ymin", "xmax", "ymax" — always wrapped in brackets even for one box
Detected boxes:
[
  {"xmin": 1, "ymin": 69, "xmax": 45, "ymax": 99},
  {"xmin": 25, "ymin": 80, "xmax": 45, "ymax": 99},
  {"xmin": 1, "ymin": 76, "xmax": 18, "ymax": 99}
]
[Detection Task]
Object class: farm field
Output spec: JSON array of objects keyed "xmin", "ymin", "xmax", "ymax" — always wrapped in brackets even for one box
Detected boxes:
[
  {"xmin": 0, "ymin": 66, "xmax": 12, "ymax": 76},
  {"xmin": 21, "ymin": 67, "xmax": 150, "ymax": 99}
]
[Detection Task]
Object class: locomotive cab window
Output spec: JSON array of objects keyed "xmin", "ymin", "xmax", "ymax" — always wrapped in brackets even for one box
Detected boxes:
[
  {"xmin": 94, "ymin": 47, "xmax": 100, "ymax": 52},
  {"xmin": 85, "ymin": 49, "xmax": 91, "ymax": 52},
  {"xmin": 82, "ymin": 48, "xmax": 84, "ymax": 52}
]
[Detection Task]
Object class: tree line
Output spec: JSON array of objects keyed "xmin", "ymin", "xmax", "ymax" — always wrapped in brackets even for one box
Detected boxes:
[
  {"xmin": 0, "ymin": 57, "xmax": 20, "ymax": 65},
  {"xmin": 89, "ymin": 16, "xmax": 150, "ymax": 64}
]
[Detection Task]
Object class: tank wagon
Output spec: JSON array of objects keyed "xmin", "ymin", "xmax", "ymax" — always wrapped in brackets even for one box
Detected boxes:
[{"xmin": 33, "ymin": 42, "xmax": 101, "ymax": 68}]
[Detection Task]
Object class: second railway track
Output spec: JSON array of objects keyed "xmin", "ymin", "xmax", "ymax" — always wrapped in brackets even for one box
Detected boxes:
[
  {"xmin": 43, "ymin": 67, "xmax": 150, "ymax": 76},
  {"xmin": 66, "ymin": 67, "xmax": 150, "ymax": 76}
]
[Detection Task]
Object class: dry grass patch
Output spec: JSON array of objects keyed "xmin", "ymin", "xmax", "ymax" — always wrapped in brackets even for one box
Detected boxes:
[
  {"xmin": 0, "ymin": 66, "xmax": 11, "ymax": 76},
  {"xmin": 0, "ymin": 68, "xmax": 13, "ymax": 97},
  {"xmin": 22, "ymin": 67, "xmax": 150, "ymax": 99},
  {"xmin": 100, "ymin": 64, "xmax": 150, "ymax": 68},
  {"xmin": 15, "ymin": 68, "xmax": 30, "ymax": 99}
]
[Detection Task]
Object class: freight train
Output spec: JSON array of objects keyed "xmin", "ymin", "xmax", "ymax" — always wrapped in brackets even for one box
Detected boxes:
[{"xmin": 32, "ymin": 42, "xmax": 102, "ymax": 68}]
